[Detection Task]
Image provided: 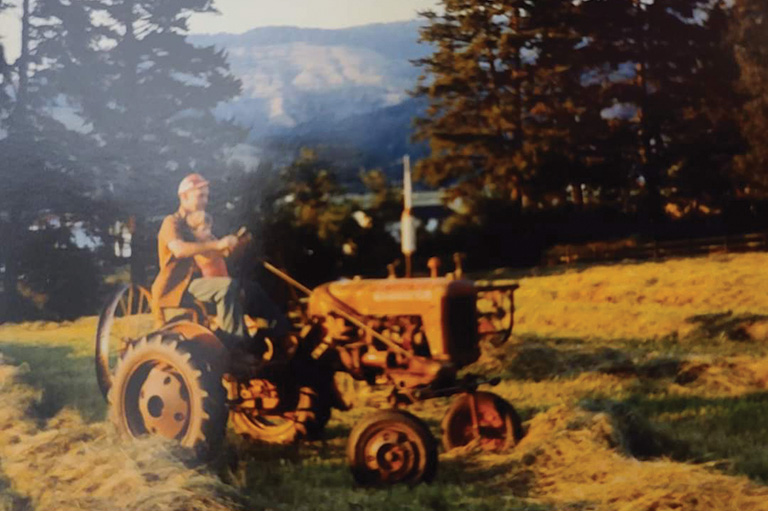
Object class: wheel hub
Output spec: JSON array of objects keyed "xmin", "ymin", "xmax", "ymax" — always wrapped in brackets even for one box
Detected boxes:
[
  {"xmin": 364, "ymin": 429, "xmax": 416, "ymax": 480},
  {"xmin": 138, "ymin": 364, "xmax": 190, "ymax": 439}
]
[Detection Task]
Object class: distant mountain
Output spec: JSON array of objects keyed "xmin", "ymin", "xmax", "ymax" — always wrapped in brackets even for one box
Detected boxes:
[
  {"xmin": 190, "ymin": 21, "xmax": 430, "ymax": 139},
  {"xmin": 262, "ymin": 97, "xmax": 429, "ymax": 187}
]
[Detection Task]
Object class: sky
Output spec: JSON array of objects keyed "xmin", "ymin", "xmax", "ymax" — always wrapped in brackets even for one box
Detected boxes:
[{"xmin": 0, "ymin": 0, "xmax": 441, "ymax": 61}]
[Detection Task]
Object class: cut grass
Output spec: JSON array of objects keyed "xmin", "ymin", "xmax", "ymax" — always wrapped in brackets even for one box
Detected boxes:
[
  {"xmin": 2, "ymin": 252, "xmax": 768, "ymax": 508},
  {"xmin": 512, "ymin": 252, "xmax": 768, "ymax": 342}
]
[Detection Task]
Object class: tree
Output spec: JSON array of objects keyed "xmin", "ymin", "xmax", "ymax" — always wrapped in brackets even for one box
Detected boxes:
[
  {"xmin": 0, "ymin": 0, "xmax": 103, "ymax": 320},
  {"xmin": 730, "ymin": 0, "xmax": 768, "ymax": 192},
  {"xmin": 31, "ymin": 0, "xmax": 246, "ymax": 284},
  {"xmin": 414, "ymin": 1, "xmax": 537, "ymax": 214},
  {"xmin": 242, "ymin": 149, "xmax": 355, "ymax": 285},
  {"xmin": 415, "ymin": 0, "xmax": 744, "ymax": 223}
]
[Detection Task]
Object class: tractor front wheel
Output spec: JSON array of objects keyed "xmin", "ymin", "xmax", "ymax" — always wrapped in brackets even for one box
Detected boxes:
[
  {"xmin": 347, "ymin": 410, "xmax": 437, "ymax": 486},
  {"xmin": 441, "ymin": 391, "xmax": 523, "ymax": 452}
]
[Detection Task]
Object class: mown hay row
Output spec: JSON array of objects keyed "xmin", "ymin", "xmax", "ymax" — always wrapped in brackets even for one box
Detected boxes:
[
  {"xmin": 0, "ymin": 358, "xmax": 242, "ymax": 511},
  {"xmin": 511, "ymin": 405, "xmax": 768, "ymax": 510}
]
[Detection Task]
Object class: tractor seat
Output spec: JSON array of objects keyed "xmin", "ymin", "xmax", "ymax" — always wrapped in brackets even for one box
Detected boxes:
[{"xmin": 156, "ymin": 295, "xmax": 215, "ymax": 329}]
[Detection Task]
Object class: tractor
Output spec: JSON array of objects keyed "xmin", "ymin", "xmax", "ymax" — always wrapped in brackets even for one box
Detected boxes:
[{"xmin": 95, "ymin": 259, "xmax": 521, "ymax": 485}]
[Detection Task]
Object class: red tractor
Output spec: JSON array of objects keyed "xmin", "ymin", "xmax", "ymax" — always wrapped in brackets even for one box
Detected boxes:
[{"xmin": 95, "ymin": 261, "xmax": 521, "ymax": 485}]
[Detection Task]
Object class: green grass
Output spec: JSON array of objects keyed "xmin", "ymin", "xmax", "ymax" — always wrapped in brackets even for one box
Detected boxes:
[
  {"xmin": 3, "ymin": 309, "xmax": 768, "ymax": 506},
  {"xmin": 0, "ymin": 342, "xmax": 106, "ymax": 423},
  {"xmin": 623, "ymin": 392, "xmax": 768, "ymax": 483},
  {"xmin": 220, "ymin": 441, "xmax": 545, "ymax": 511}
]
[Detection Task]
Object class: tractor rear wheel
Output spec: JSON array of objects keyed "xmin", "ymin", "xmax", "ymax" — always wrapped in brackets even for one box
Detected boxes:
[
  {"xmin": 347, "ymin": 410, "xmax": 437, "ymax": 486},
  {"xmin": 441, "ymin": 391, "xmax": 523, "ymax": 452},
  {"xmin": 108, "ymin": 333, "xmax": 227, "ymax": 458},
  {"xmin": 95, "ymin": 284, "xmax": 154, "ymax": 399}
]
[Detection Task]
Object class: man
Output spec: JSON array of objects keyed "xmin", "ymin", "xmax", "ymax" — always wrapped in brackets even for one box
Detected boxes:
[{"xmin": 151, "ymin": 173, "xmax": 245, "ymax": 343}]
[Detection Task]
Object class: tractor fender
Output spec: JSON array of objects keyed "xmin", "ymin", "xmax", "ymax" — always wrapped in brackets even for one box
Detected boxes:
[{"xmin": 159, "ymin": 321, "xmax": 229, "ymax": 373}]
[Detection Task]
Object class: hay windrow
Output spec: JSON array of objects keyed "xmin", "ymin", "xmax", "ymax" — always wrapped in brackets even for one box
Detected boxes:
[
  {"xmin": 0, "ymin": 357, "xmax": 243, "ymax": 511},
  {"xmin": 668, "ymin": 355, "xmax": 768, "ymax": 397},
  {"xmin": 510, "ymin": 405, "xmax": 768, "ymax": 510}
]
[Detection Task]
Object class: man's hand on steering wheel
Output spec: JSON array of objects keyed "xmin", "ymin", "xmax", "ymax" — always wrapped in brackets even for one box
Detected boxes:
[{"xmin": 217, "ymin": 235, "xmax": 239, "ymax": 253}]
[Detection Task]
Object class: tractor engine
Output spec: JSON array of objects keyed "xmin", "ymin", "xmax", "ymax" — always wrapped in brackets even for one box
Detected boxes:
[{"xmin": 306, "ymin": 277, "xmax": 480, "ymax": 389}]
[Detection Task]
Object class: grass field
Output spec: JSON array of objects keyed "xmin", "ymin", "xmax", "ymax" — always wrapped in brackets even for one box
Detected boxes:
[{"xmin": 3, "ymin": 253, "xmax": 768, "ymax": 510}]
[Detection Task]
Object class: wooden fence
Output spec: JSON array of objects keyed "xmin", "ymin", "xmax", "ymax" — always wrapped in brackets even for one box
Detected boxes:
[{"xmin": 544, "ymin": 232, "xmax": 768, "ymax": 266}]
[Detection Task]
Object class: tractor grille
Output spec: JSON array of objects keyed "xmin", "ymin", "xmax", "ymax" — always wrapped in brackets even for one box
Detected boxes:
[{"xmin": 446, "ymin": 295, "xmax": 479, "ymax": 368}]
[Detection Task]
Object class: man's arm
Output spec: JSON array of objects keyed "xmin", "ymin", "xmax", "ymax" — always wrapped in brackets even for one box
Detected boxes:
[
  {"xmin": 168, "ymin": 236, "xmax": 238, "ymax": 259},
  {"xmin": 160, "ymin": 215, "xmax": 238, "ymax": 259}
]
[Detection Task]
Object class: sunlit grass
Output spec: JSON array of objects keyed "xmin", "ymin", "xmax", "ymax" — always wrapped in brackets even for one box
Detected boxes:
[
  {"xmin": 3, "ymin": 252, "xmax": 768, "ymax": 509},
  {"xmin": 513, "ymin": 253, "xmax": 768, "ymax": 341}
]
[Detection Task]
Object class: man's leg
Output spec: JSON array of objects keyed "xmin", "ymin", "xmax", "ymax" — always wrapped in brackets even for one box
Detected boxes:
[{"xmin": 187, "ymin": 277, "xmax": 246, "ymax": 339}]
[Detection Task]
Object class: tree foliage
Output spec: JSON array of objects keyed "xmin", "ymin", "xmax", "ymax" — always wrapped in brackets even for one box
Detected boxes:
[
  {"xmin": 31, "ymin": 0, "xmax": 245, "ymax": 214},
  {"xmin": 1, "ymin": 0, "xmax": 247, "ymax": 319},
  {"xmin": 730, "ymin": 0, "xmax": 768, "ymax": 192},
  {"xmin": 414, "ymin": 0, "xmax": 744, "ymax": 219},
  {"xmin": 0, "ymin": 0, "xmax": 104, "ymax": 319},
  {"xmin": 233, "ymin": 150, "xmax": 400, "ymax": 290}
]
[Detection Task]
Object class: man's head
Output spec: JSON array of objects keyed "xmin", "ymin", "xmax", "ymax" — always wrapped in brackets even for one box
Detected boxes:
[
  {"xmin": 187, "ymin": 210, "xmax": 213, "ymax": 240},
  {"xmin": 178, "ymin": 173, "xmax": 209, "ymax": 213}
]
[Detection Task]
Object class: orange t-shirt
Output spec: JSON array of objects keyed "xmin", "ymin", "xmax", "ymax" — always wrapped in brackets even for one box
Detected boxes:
[
  {"xmin": 193, "ymin": 252, "xmax": 229, "ymax": 278},
  {"xmin": 151, "ymin": 209, "xmax": 196, "ymax": 309}
]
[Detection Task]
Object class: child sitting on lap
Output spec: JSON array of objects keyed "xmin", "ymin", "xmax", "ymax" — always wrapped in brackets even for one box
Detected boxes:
[{"xmin": 186, "ymin": 211, "xmax": 229, "ymax": 278}]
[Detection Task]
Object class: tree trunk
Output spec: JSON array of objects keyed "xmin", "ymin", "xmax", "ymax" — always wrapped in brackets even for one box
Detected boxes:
[
  {"xmin": 0, "ymin": 0, "xmax": 32, "ymax": 320},
  {"xmin": 1, "ymin": 208, "xmax": 24, "ymax": 321},
  {"xmin": 570, "ymin": 183, "xmax": 584, "ymax": 208}
]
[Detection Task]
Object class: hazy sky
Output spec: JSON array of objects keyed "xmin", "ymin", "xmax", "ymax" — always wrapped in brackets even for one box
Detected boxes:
[{"xmin": 0, "ymin": 0, "xmax": 441, "ymax": 61}]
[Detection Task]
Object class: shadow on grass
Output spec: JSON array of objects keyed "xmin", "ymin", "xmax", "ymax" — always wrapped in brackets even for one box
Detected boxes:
[
  {"xmin": 439, "ymin": 456, "xmax": 534, "ymax": 496},
  {"xmin": 227, "ymin": 446, "xmax": 547, "ymax": 511},
  {"xmin": 619, "ymin": 392, "xmax": 768, "ymax": 483},
  {"xmin": 493, "ymin": 339, "xmax": 684, "ymax": 383},
  {"xmin": 685, "ymin": 312, "xmax": 768, "ymax": 342},
  {"xmin": 0, "ymin": 342, "xmax": 106, "ymax": 423},
  {"xmin": 0, "ymin": 470, "xmax": 33, "ymax": 511},
  {"xmin": 219, "ymin": 417, "xmax": 547, "ymax": 511}
]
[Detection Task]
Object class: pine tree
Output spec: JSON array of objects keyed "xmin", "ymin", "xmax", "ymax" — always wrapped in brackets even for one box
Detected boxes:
[
  {"xmin": 577, "ymin": 0, "xmax": 742, "ymax": 216},
  {"xmin": 523, "ymin": 0, "xmax": 591, "ymax": 207},
  {"xmin": 0, "ymin": 0, "xmax": 101, "ymax": 319},
  {"xmin": 74, "ymin": 0, "xmax": 245, "ymax": 213},
  {"xmin": 730, "ymin": 0, "xmax": 768, "ymax": 192},
  {"xmin": 414, "ymin": 0, "xmax": 537, "ymax": 214},
  {"xmin": 415, "ymin": 0, "xmax": 743, "ymax": 220},
  {"xmin": 30, "ymin": 0, "xmax": 246, "ymax": 283}
]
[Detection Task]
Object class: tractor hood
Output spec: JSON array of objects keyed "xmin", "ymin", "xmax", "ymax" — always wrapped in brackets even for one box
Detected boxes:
[{"xmin": 307, "ymin": 277, "xmax": 476, "ymax": 318}]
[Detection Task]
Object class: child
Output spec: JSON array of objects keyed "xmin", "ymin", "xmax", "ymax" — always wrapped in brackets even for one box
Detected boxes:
[
  {"xmin": 187, "ymin": 211, "xmax": 292, "ymax": 351},
  {"xmin": 186, "ymin": 210, "xmax": 229, "ymax": 278}
]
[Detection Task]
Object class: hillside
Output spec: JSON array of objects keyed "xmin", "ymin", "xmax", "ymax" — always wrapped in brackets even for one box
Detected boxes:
[
  {"xmin": 190, "ymin": 21, "xmax": 428, "ymax": 134},
  {"xmin": 188, "ymin": 21, "xmax": 430, "ymax": 170},
  {"xmin": 3, "ymin": 252, "xmax": 768, "ymax": 510}
]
